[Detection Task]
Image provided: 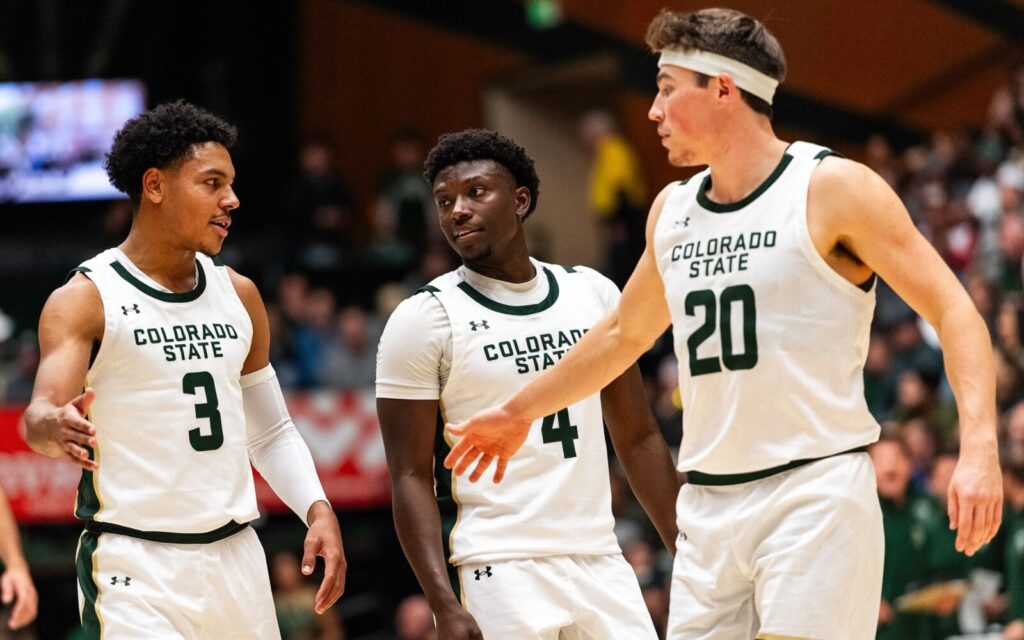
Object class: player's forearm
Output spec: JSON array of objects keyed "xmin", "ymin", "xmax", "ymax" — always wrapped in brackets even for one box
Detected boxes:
[
  {"xmin": 22, "ymin": 401, "xmax": 64, "ymax": 458},
  {"xmin": 614, "ymin": 432, "xmax": 680, "ymax": 553},
  {"xmin": 504, "ymin": 312, "xmax": 653, "ymax": 422},
  {"xmin": 391, "ymin": 474, "xmax": 463, "ymax": 614},
  {"xmin": 0, "ymin": 494, "xmax": 27, "ymax": 571},
  {"xmin": 937, "ymin": 301, "xmax": 997, "ymax": 454}
]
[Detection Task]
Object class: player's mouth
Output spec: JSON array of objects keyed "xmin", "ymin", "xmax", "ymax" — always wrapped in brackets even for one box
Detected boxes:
[
  {"xmin": 453, "ymin": 228, "xmax": 481, "ymax": 242},
  {"xmin": 210, "ymin": 218, "xmax": 231, "ymax": 238}
]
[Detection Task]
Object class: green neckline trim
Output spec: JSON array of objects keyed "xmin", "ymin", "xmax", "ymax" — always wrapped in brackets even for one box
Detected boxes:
[
  {"xmin": 456, "ymin": 267, "xmax": 559, "ymax": 315},
  {"xmin": 696, "ymin": 152, "xmax": 793, "ymax": 213},
  {"xmin": 110, "ymin": 260, "xmax": 206, "ymax": 303}
]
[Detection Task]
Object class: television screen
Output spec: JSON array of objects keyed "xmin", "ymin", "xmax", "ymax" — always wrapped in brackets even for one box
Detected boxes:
[{"xmin": 0, "ymin": 79, "xmax": 146, "ymax": 203}]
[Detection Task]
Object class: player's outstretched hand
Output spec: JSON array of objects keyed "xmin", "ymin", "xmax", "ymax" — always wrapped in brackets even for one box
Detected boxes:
[
  {"xmin": 38, "ymin": 387, "xmax": 98, "ymax": 470},
  {"xmin": 948, "ymin": 448, "xmax": 1002, "ymax": 556},
  {"xmin": 444, "ymin": 405, "xmax": 532, "ymax": 483},
  {"xmin": 302, "ymin": 501, "xmax": 346, "ymax": 614},
  {"xmin": 435, "ymin": 603, "xmax": 484, "ymax": 640},
  {"xmin": 1, "ymin": 564, "xmax": 38, "ymax": 630}
]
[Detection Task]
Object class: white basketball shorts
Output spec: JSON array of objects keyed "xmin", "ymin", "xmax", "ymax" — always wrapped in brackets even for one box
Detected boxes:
[{"xmin": 668, "ymin": 451, "xmax": 884, "ymax": 639}]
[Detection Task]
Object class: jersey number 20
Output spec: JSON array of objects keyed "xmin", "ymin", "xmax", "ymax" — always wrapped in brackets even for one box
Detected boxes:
[
  {"xmin": 182, "ymin": 371, "xmax": 224, "ymax": 451},
  {"xmin": 685, "ymin": 285, "xmax": 758, "ymax": 376}
]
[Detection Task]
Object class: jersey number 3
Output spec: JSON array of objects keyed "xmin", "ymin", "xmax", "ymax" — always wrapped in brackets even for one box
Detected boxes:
[
  {"xmin": 685, "ymin": 285, "xmax": 758, "ymax": 376},
  {"xmin": 182, "ymin": 371, "xmax": 224, "ymax": 451}
]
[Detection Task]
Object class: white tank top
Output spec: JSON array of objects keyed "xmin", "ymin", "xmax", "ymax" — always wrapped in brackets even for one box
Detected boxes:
[
  {"xmin": 654, "ymin": 141, "xmax": 880, "ymax": 475},
  {"xmin": 73, "ymin": 248, "xmax": 259, "ymax": 534},
  {"xmin": 427, "ymin": 262, "xmax": 621, "ymax": 565}
]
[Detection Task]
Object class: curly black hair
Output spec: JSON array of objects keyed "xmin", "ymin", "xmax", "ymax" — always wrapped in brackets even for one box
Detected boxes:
[
  {"xmin": 423, "ymin": 129, "xmax": 540, "ymax": 217},
  {"xmin": 104, "ymin": 100, "xmax": 238, "ymax": 205}
]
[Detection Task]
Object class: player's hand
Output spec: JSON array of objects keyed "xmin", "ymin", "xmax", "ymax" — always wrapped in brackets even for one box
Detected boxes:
[
  {"xmin": 444, "ymin": 405, "xmax": 531, "ymax": 483},
  {"xmin": 38, "ymin": 387, "xmax": 98, "ymax": 470},
  {"xmin": 1, "ymin": 564, "xmax": 38, "ymax": 630},
  {"xmin": 302, "ymin": 501, "xmax": 346, "ymax": 614},
  {"xmin": 1005, "ymin": 619, "xmax": 1024, "ymax": 640},
  {"xmin": 948, "ymin": 446, "xmax": 1002, "ymax": 556},
  {"xmin": 435, "ymin": 602, "xmax": 483, "ymax": 640}
]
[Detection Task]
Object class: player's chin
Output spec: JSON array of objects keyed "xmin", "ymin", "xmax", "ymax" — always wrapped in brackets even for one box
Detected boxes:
[{"xmin": 198, "ymin": 237, "xmax": 226, "ymax": 256}]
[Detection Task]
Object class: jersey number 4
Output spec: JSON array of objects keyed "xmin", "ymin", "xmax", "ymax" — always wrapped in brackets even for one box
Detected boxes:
[
  {"xmin": 541, "ymin": 408, "xmax": 579, "ymax": 458},
  {"xmin": 182, "ymin": 371, "xmax": 224, "ymax": 451},
  {"xmin": 685, "ymin": 285, "xmax": 758, "ymax": 376}
]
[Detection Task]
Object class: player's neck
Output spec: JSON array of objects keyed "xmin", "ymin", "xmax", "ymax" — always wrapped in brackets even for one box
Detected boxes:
[
  {"xmin": 463, "ymin": 247, "xmax": 536, "ymax": 284},
  {"xmin": 703, "ymin": 121, "xmax": 788, "ymax": 206},
  {"xmin": 119, "ymin": 227, "xmax": 199, "ymax": 292}
]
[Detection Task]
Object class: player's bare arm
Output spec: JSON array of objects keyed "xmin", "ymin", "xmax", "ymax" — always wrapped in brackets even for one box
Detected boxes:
[
  {"xmin": 601, "ymin": 364, "xmax": 680, "ymax": 553},
  {"xmin": 378, "ymin": 398, "xmax": 483, "ymax": 640},
  {"xmin": 0, "ymin": 486, "xmax": 36, "ymax": 630},
  {"xmin": 809, "ymin": 156, "xmax": 1001, "ymax": 556},
  {"xmin": 230, "ymin": 268, "xmax": 347, "ymax": 613},
  {"xmin": 445, "ymin": 184, "xmax": 675, "ymax": 482},
  {"xmin": 24, "ymin": 273, "xmax": 104, "ymax": 469}
]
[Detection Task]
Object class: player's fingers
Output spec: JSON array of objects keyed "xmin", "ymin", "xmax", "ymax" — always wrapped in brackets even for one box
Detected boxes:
[
  {"xmin": 955, "ymin": 500, "xmax": 977, "ymax": 554},
  {"xmin": 444, "ymin": 438, "xmax": 473, "ymax": 469},
  {"xmin": 453, "ymin": 448, "xmax": 482, "ymax": 478},
  {"xmin": 62, "ymin": 425, "xmax": 96, "ymax": 449},
  {"xmin": 315, "ymin": 552, "xmax": 345, "ymax": 613},
  {"xmin": 71, "ymin": 387, "xmax": 96, "ymax": 416},
  {"xmin": 445, "ymin": 421, "xmax": 466, "ymax": 437},
  {"xmin": 989, "ymin": 498, "xmax": 1003, "ymax": 542},
  {"xmin": 947, "ymin": 485, "xmax": 959, "ymax": 531},
  {"xmin": 64, "ymin": 445, "xmax": 97, "ymax": 470},
  {"xmin": 468, "ymin": 454, "xmax": 494, "ymax": 483},
  {"xmin": 1, "ymin": 574, "xmax": 12, "ymax": 605},
  {"xmin": 494, "ymin": 457, "xmax": 508, "ymax": 484},
  {"xmin": 8, "ymin": 586, "xmax": 36, "ymax": 630},
  {"xmin": 301, "ymin": 540, "xmax": 318, "ymax": 577}
]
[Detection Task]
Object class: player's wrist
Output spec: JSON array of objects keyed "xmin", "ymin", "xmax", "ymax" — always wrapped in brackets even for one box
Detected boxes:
[{"xmin": 305, "ymin": 500, "xmax": 334, "ymax": 526}]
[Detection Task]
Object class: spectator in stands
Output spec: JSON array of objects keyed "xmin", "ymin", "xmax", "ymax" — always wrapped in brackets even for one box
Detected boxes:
[
  {"xmin": 391, "ymin": 595, "xmax": 435, "ymax": 640},
  {"xmin": 1001, "ymin": 462, "xmax": 1024, "ymax": 639},
  {"xmin": 373, "ymin": 128, "xmax": 437, "ymax": 272},
  {"xmin": 871, "ymin": 433, "xmax": 935, "ymax": 640},
  {"xmin": 578, "ymin": 109, "xmax": 647, "ymax": 288},
  {"xmin": 0, "ymin": 485, "xmax": 36, "ymax": 632},
  {"xmin": 292, "ymin": 288, "xmax": 338, "ymax": 389},
  {"xmin": 321, "ymin": 306, "xmax": 381, "ymax": 389},
  {"xmin": 271, "ymin": 551, "xmax": 344, "ymax": 640},
  {"xmin": 285, "ymin": 135, "xmax": 357, "ymax": 276}
]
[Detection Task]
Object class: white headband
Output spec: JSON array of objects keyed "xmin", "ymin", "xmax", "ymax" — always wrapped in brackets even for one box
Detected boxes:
[{"xmin": 658, "ymin": 48, "xmax": 779, "ymax": 105}]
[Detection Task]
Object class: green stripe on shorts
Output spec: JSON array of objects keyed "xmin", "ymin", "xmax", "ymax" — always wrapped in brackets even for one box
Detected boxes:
[{"xmin": 76, "ymin": 531, "xmax": 101, "ymax": 639}]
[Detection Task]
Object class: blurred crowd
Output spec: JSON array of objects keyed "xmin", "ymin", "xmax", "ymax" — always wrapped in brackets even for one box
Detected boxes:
[{"xmin": 1, "ymin": 62, "xmax": 1024, "ymax": 639}]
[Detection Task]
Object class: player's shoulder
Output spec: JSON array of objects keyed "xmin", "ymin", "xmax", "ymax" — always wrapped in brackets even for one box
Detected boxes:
[
  {"xmin": 40, "ymin": 272, "xmax": 103, "ymax": 339},
  {"xmin": 539, "ymin": 261, "xmax": 621, "ymax": 305},
  {"xmin": 385, "ymin": 277, "xmax": 452, "ymax": 327}
]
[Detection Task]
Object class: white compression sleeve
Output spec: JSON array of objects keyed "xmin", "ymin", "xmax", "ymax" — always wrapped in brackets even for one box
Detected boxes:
[{"xmin": 241, "ymin": 365, "xmax": 328, "ymax": 523}]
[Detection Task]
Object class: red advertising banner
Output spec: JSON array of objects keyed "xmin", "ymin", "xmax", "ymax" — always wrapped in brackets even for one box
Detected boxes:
[{"xmin": 0, "ymin": 389, "xmax": 389, "ymax": 524}]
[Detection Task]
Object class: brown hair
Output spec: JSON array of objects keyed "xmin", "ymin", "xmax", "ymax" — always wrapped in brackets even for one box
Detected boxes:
[{"xmin": 646, "ymin": 8, "xmax": 786, "ymax": 118}]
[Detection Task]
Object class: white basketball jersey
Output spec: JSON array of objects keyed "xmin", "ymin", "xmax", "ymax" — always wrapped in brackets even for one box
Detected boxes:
[
  {"xmin": 428, "ymin": 262, "xmax": 621, "ymax": 565},
  {"xmin": 654, "ymin": 142, "xmax": 880, "ymax": 475},
  {"xmin": 73, "ymin": 248, "xmax": 259, "ymax": 534}
]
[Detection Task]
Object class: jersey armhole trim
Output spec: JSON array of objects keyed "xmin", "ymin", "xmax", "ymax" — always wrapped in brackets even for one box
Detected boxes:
[
  {"xmin": 814, "ymin": 149, "xmax": 844, "ymax": 160},
  {"xmin": 417, "ymin": 285, "xmax": 440, "ymax": 294},
  {"xmin": 66, "ymin": 266, "xmax": 92, "ymax": 283}
]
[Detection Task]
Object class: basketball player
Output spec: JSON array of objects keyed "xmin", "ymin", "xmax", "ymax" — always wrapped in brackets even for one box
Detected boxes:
[
  {"xmin": 376, "ymin": 129, "xmax": 679, "ymax": 639},
  {"xmin": 442, "ymin": 9, "xmax": 1003, "ymax": 639},
  {"xmin": 23, "ymin": 101, "xmax": 344, "ymax": 638}
]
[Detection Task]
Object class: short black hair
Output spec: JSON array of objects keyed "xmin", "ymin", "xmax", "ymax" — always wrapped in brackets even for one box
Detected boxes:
[
  {"xmin": 105, "ymin": 100, "xmax": 238, "ymax": 206},
  {"xmin": 423, "ymin": 129, "xmax": 540, "ymax": 217}
]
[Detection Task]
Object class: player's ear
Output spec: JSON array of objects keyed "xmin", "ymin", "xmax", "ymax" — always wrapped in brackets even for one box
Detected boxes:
[
  {"xmin": 141, "ymin": 167, "xmax": 165, "ymax": 205},
  {"xmin": 515, "ymin": 186, "xmax": 530, "ymax": 220}
]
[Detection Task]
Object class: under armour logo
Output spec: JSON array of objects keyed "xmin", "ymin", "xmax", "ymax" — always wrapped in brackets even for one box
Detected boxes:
[
  {"xmin": 675, "ymin": 217, "xmax": 690, "ymax": 227},
  {"xmin": 680, "ymin": 531, "xmax": 688, "ymax": 542},
  {"xmin": 474, "ymin": 567, "xmax": 493, "ymax": 580},
  {"xmin": 469, "ymin": 320, "xmax": 490, "ymax": 331},
  {"xmin": 110, "ymin": 576, "xmax": 132, "ymax": 586},
  {"xmin": 121, "ymin": 304, "xmax": 140, "ymax": 315}
]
